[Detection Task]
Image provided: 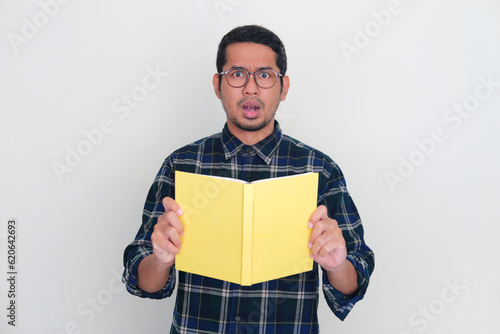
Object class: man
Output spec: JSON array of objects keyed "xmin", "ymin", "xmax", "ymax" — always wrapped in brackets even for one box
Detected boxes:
[{"xmin": 123, "ymin": 25, "xmax": 374, "ymax": 333}]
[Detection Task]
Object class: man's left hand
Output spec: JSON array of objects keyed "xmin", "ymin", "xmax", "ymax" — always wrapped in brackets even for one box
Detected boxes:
[{"xmin": 307, "ymin": 205, "xmax": 347, "ymax": 273}]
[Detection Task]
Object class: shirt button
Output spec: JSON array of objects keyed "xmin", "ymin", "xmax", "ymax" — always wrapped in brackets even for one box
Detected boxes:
[{"xmin": 235, "ymin": 316, "xmax": 241, "ymax": 322}]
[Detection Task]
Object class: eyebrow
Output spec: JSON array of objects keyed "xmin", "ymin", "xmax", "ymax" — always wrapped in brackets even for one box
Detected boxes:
[{"xmin": 230, "ymin": 66, "xmax": 275, "ymax": 71}]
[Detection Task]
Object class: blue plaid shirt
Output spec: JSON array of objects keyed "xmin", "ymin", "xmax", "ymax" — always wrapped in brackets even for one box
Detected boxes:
[{"xmin": 123, "ymin": 121, "xmax": 374, "ymax": 333}]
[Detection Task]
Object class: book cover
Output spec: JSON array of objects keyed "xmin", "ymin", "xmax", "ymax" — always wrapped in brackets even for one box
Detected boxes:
[{"xmin": 174, "ymin": 171, "xmax": 318, "ymax": 285}]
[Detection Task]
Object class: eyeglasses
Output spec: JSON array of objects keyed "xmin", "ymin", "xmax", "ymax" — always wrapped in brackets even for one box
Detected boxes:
[{"xmin": 219, "ymin": 68, "xmax": 283, "ymax": 89}]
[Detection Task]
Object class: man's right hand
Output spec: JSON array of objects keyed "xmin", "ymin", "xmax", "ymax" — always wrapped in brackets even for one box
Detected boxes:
[{"xmin": 150, "ymin": 197, "xmax": 184, "ymax": 265}]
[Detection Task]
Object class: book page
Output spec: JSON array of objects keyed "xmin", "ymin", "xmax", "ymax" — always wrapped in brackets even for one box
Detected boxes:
[
  {"xmin": 251, "ymin": 173, "xmax": 318, "ymax": 284},
  {"xmin": 175, "ymin": 171, "xmax": 244, "ymax": 284}
]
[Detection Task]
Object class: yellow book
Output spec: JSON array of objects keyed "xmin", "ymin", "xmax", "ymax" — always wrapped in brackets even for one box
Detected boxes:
[{"xmin": 174, "ymin": 171, "xmax": 318, "ymax": 286}]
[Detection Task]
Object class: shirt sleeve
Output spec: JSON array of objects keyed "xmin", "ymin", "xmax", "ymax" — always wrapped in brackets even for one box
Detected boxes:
[
  {"xmin": 317, "ymin": 157, "xmax": 375, "ymax": 320},
  {"xmin": 122, "ymin": 156, "xmax": 177, "ymax": 299}
]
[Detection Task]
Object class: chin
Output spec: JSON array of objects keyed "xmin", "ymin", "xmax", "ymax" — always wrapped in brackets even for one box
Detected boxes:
[{"xmin": 236, "ymin": 119, "xmax": 272, "ymax": 132}]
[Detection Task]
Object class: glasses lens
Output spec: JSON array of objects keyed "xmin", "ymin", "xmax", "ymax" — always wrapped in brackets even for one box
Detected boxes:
[
  {"xmin": 227, "ymin": 69, "xmax": 248, "ymax": 87},
  {"xmin": 255, "ymin": 70, "xmax": 278, "ymax": 88}
]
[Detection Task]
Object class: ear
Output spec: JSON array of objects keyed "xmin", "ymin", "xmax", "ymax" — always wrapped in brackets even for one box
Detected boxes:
[
  {"xmin": 280, "ymin": 75, "xmax": 290, "ymax": 101},
  {"xmin": 213, "ymin": 73, "xmax": 222, "ymax": 99}
]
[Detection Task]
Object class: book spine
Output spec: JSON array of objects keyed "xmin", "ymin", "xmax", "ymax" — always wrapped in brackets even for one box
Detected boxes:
[{"xmin": 240, "ymin": 183, "xmax": 254, "ymax": 286}]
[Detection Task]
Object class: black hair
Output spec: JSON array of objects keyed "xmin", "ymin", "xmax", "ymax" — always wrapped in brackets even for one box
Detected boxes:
[{"xmin": 216, "ymin": 25, "xmax": 287, "ymax": 77}]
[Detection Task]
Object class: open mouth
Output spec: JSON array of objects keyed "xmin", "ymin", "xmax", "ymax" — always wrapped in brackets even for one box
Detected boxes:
[{"xmin": 242, "ymin": 100, "xmax": 261, "ymax": 118}]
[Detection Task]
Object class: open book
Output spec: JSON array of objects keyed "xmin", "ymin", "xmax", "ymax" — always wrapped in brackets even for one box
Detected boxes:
[{"xmin": 174, "ymin": 171, "xmax": 318, "ymax": 286}]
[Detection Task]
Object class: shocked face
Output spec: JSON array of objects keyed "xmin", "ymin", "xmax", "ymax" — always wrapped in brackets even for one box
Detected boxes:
[{"xmin": 213, "ymin": 42, "xmax": 290, "ymax": 143}]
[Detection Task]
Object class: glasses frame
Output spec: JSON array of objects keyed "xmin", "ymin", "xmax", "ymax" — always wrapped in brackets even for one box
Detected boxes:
[{"xmin": 219, "ymin": 68, "xmax": 283, "ymax": 89}]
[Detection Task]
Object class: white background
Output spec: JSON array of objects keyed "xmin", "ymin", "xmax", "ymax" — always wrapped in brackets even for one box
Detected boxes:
[{"xmin": 1, "ymin": 0, "xmax": 499, "ymax": 333}]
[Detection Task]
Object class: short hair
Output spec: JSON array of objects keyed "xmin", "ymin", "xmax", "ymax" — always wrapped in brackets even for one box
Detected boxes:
[{"xmin": 216, "ymin": 25, "xmax": 287, "ymax": 76}]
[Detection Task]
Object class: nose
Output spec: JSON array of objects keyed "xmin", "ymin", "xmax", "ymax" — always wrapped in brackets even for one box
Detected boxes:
[{"xmin": 243, "ymin": 74, "xmax": 259, "ymax": 96}]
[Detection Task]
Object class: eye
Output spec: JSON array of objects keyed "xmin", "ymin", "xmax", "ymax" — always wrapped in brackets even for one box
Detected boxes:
[
  {"xmin": 258, "ymin": 71, "xmax": 272, "ymax": 79},
  {"xmin": 230, "ymin": 70, "xmax": 247, "ymax": 78}
]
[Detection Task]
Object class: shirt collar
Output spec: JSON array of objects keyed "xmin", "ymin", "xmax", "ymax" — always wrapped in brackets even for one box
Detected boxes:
[{"xmin": 221, "ymin": 120, "xmax": 283, "ymax": 165}]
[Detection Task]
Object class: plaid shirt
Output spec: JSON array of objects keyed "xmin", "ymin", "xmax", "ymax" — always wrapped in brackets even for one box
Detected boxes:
[{"xmin": 123, "ymin": 121, "xmax": 374, "ymax": 333}]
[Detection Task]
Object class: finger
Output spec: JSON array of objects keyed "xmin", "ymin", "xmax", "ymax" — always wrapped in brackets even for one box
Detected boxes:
[
  {"xmin": 315, "ymin": 233, "xmax": 341, "ymax": 259},
  {"xmin": 307, "ymin": 205, "xmax": 328, "ymax": 229},
  {"xmin": 164, "ymin": 210, "xmax": 185, "ymax": 236},
  {"xmin": 164, "ymin": 224, "xmax": 183, "ymax": 248},
  {"xmin": 151, "ymin": 239, "xmax": 176, "ymax": 265},
  {"xmin": 318, "ymin": 239, "xmax": 346, "ymax": 259},
  {"xmin": 162, "ymin": 197, "xmax": 183, "ymax": 216},
  {"xmin": 157, "ymin": 208, "xmax": 185, "ymax": 234},
  {"xmin": 309, "ymin": 228, "xmax": 335, "ymax": 258},
  {"xmin": 308, "ymin": 216, "xmax": 337, "ymax": 249},
  {"xmin": 163, "ymin": 238, "xmax": 182, "ymax": 255},
  {"xmin": 311, "ymin": 226, "xmax": 346, "ymax": 261},
  {"xmin": 152, "ymin": 225, "xmax": 182, "ymax": 253}
]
